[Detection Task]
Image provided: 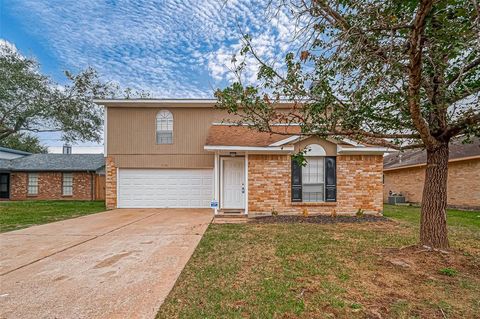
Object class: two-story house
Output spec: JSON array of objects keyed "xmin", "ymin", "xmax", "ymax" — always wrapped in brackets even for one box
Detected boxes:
[{"xmin": 97, "ymin": 99, "xmax": 387, "ymax": 216}]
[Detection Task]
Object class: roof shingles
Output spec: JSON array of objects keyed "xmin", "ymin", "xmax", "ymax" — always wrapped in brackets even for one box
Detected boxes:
[
  {"xmin": 384, "ymin": 138, "xmax": 480, "ymax": 169},
  {"xmin": 205, "ymin": 125, "xmax": 301, "ymax": 147},
  {"xmin": 0, "ymin": 154, "xmax": 105, "ymax": 171}
]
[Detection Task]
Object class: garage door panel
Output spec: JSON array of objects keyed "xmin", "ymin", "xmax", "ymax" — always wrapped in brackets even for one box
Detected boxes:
[{"xmin": 118, "ymin": 169, "xmax": 213, "ymax": 208}]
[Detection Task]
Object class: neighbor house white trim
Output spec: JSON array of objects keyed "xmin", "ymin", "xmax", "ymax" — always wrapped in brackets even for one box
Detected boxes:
[{"xmin": 204, "ymin": 145, "xmax": 294, "ymax": 152}]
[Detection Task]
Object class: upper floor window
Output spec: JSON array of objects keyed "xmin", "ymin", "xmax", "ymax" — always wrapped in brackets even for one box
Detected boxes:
[{"xmin": 156, "ymin": 110, "xmax": 173, "ymax": 144}]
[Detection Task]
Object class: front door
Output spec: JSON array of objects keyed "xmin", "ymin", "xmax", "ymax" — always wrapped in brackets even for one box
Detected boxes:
[
  {"xmin": 222, "ymin": 158, "xmax": 245, "ymax": 209},
  {"xmin": 0, "ymin": 173, "xmax": 10, "ymax": 199}
]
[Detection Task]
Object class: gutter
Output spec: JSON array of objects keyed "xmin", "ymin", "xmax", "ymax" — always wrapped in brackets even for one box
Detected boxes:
[
  {"xmin": 337, "ymin": 145, "xmax": 390, "ymax": 155},
  {"xmin": 384, "ymin": 154, "xmax": 480, "ymax": 171},
  {"xmin": 204, "ymin": 145, "xmax": 294, "ymax": 153}
]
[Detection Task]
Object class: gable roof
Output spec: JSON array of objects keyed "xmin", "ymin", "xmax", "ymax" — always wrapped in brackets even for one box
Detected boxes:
[
  {"xmin": 0, "ymin": 147, "xmax": 31, "ymax": 156},
  {"xmin": 205, "ymin": 125, "xmax": 302, "ymax": 147},
  {"xmin": 204, "ymin": 124, "xmax": 390, "ymax": 155},
  {"xmin": 0, "ymin": 154, "xmax": 105, "ymax": 172},
  {"xmin": 384, "ymin": 138, "xmax": 480, "ymax": 170}
]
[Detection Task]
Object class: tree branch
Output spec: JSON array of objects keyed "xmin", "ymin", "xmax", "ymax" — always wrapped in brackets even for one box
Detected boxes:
[
  {"xmin": 447, "ymin": 57, "xmax": 480, "ymax": 87},
  {"xmin": 407, "ymin": 0, "xmax": 438, "ymax": 148}
]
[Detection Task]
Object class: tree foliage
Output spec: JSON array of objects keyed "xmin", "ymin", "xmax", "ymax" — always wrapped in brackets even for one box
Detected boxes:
[
  {"xmin": 215, "ymin": 0, "xmax": 479, "ymax": 151},
  {"xmin": 0, "ymin": 133, "xmax": 48, "ymax": 153},
  {"xmin": 0, "ymin": 42, "xmax": 149, "ymax": 143},
  {"xmin": 215, "ymin": 0, "xmax": 479, "ymax": 249}
]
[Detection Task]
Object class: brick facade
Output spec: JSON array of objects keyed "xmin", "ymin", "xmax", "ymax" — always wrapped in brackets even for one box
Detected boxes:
[
  {"xmin": 383, "ymin": 158, "xmax": 480, "ymax": 210},
  {"xmin": 9, "ymin": 171, "xmax": 94, "ymax": 200},
  {"xmin": 248, "ymin": 154, "xmax": 384, "ymax": 215},
  {"xmin": 105, "ymin": 156, "xmax": 117, "ymax": 209}
]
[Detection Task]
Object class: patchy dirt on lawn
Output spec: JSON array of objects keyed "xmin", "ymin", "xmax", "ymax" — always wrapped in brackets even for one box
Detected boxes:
[
  {"xmin": 158, "ymin": 214, "xmax": 480, "ymax": 319},
  {"xmin": 250, "ymin": 214, "xmax": 389, "ymax": 224},
  {"xmin": 350, "ymin": 244, "xmax": 480, "ymax": 318}
]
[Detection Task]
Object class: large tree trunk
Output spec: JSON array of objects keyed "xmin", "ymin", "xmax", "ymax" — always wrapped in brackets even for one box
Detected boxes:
[{"xmin": 420, "ymin": 142, "xmax": 449, "ymax": 249}]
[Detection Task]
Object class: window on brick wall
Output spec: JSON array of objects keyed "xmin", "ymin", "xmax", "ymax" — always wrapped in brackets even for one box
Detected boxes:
[
  {"xmin": 302, "ymin": 157, "xmax": 325, "ymax": 202},
  {"xmin": 27, "ymin": 173, "xmax": 38, "ymax": 195},
  {"xmin": 292, "ymin": 155, "xmax": 336, "ymax": 202},
  {"xmin": 63, "ymin": 173, "xmax": 73, "ymax": 196}
]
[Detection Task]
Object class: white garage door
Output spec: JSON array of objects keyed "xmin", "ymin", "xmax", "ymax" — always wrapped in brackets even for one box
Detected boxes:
[{"xmin": 117, "ymin": 169, "xmax": 213, "ymax": 208}]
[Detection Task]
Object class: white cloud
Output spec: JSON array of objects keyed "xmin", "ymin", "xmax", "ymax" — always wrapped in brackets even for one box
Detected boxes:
[
  {"xmin": 7, "ymin": 0, "xmax": 304, "ymax": 97},
  {"xmin": 0, "ymin": 39, "xmax": 18, "ymax": 54}
]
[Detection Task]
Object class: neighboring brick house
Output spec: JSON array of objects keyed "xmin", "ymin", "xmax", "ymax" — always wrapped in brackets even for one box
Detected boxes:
[
  {"xmin": 0, "ymin": 153, "xmax": 105, "ymax": 201},
  {"xmin": 383, "ymin": 138, "xmax": 480, "ymax": 210},
  {"xmin": 97, "ymin": 99, "xmax": 388, "ymax": 216}
]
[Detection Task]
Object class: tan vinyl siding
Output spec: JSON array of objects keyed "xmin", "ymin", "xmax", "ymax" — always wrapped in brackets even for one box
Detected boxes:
[
  {"xmin": 107, "ymin": 106, "xmax": 233, "ymax": 168},
  {"xmin": 112, "ymin": 154, "xmax": 215, "ymax": 168}
]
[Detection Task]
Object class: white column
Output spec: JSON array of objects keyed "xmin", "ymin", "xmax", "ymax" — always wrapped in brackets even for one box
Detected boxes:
[
  {"xmin": 244, "ymin": 153, "xmax": 249, "ymax": 215},
  {"xmin": 214, "ymin": 152, "xmax": 219, "ymax": 215}
]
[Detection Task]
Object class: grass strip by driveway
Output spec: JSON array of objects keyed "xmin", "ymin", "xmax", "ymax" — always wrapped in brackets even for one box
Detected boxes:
[
  {"xmin": 157, "ymin": 205, "xmax": 480, "ymax": 319},
  {"xmin": 0, "ymin": 200, "xmax": 106, "ymax": 232}
]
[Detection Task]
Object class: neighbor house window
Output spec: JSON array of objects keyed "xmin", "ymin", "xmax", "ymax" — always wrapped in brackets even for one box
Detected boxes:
[
  {"xmin": 302, "ymin": 157, "xmax": 325, "ymax": 202},
  {"xmin": 156, "ymin": 110, "xmax": 173, "ymax": 144},
  {"xmin": 27, "ymin": 173, "xmax": 38, "ymax": 195},
  {"xmin": 63, "ymin": 173, "xmax": 73, "ymax": 196}
]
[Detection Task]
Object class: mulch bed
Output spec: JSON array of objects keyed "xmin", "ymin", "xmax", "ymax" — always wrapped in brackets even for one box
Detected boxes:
[{"xmin": 250, "ymin": 215, "xmax": 390, "ymax": 224}]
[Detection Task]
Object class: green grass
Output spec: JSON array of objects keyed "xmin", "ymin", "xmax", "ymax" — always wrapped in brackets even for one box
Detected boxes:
[
  {"xmin": 383, "ymin": 204, "xmax": 480, "ymax": 230},
  {"xmin": 0, "ymin": 200, "xmax": 106, "ymax": 232},
  {"xmin": 157, "ymin": 205, "xmax": 480, "ymax": 319}
]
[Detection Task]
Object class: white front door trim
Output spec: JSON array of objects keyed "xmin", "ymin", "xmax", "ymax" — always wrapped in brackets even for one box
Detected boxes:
[{"xmin": 220, "ymin": 157, "xmax": 246, "ymax": 209}]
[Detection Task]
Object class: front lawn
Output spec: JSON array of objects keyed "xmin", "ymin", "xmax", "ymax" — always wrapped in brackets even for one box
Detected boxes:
[
  {"xmin": 0, "ymin": 200, "xmax": 106, "ymax": 232},
  {"xmin": 157, "ymin": 205, "xmax": 480, "ymax": 318}
]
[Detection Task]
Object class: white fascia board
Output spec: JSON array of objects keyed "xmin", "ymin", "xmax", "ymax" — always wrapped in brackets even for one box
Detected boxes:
[
  {"xmin": 93, "ymin": 99, "xmax": 217, "ymax": 104},
  {"xmin": 103, "ymin": 107, "xmax": 108, "ymax": 157},
  {"xmin": 337, "ymin": 146, "xmax": 390, "ymax": 155},
  {"xmin": 204, "ymin": 145, "xmax": 294, "ymax": 152},
  {"xmin": 269, "ymin": 135, "xmax": 301, "ymax": 147}
]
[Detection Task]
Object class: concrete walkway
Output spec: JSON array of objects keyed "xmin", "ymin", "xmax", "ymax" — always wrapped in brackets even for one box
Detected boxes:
[{"xmin": 0, "ymin": 209, "xmax": 212, "ymax": 319}]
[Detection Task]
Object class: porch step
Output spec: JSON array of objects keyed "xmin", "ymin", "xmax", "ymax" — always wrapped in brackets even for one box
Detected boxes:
[
  {"xmin": 213, "ymin": 217, "xmax": 249, "ymax": 224},
  {"xmin": 215, "ymin": 213, "xmax": 246, "ymax": 218}
]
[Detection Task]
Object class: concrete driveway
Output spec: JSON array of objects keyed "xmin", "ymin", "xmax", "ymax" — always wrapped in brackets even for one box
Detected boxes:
[{"xmin": 0, "ymin": 208, "xmax": 212, "ymax": 319}]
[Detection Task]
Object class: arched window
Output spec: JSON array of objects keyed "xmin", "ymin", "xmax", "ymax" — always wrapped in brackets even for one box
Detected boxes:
[{"xmin": 156, "ymin": 110, "xmax": 173, "ymax": 144}]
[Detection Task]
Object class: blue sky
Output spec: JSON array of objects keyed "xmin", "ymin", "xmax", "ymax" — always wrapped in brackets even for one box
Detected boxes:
[{"xmin": 1, "ymin": 0, "xmax": 300, "ymax": 148}]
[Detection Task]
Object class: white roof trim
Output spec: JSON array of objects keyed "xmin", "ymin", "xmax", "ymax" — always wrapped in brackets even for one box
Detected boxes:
[
  {"xmin": 269, "ymin": 135, "xmax": 301, "ymax": 146},
  {"xmin": 94, "ymin": 99, "xmax": 217, "ymax": 104},
  {"xmin": 211, "ymin": 122, "xmax": 302, "ymax": 126},
  {"xmin": 94, "ymin": 99, "xmax": 298, "ymax": 105},
  {"xmin": 337, "ymin": 145, "xmax": 390, "ymax": 155},
  {"xmin": 204, "ymin": 145, "xmax": 294, "ymax": 152}
]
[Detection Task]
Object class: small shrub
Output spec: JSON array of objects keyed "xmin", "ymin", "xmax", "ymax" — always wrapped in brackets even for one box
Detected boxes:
[
  {"xmin": 439, "ymin": 268, "xmax": 457, "ymax": 277},
  {"xmin": 356, "ymin": 208, "xmax": 364, "ymax": 217},
  {"xmin": 271, "ymin": 208, "xmax": 279, "ymax": 216},
  {"xmin": 302, "ymin": 208, "xmax": 309, "ymax": 217},
  {"xmin": 331, "ymin": 209, "xmax": 337, "ymax": 218}
]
